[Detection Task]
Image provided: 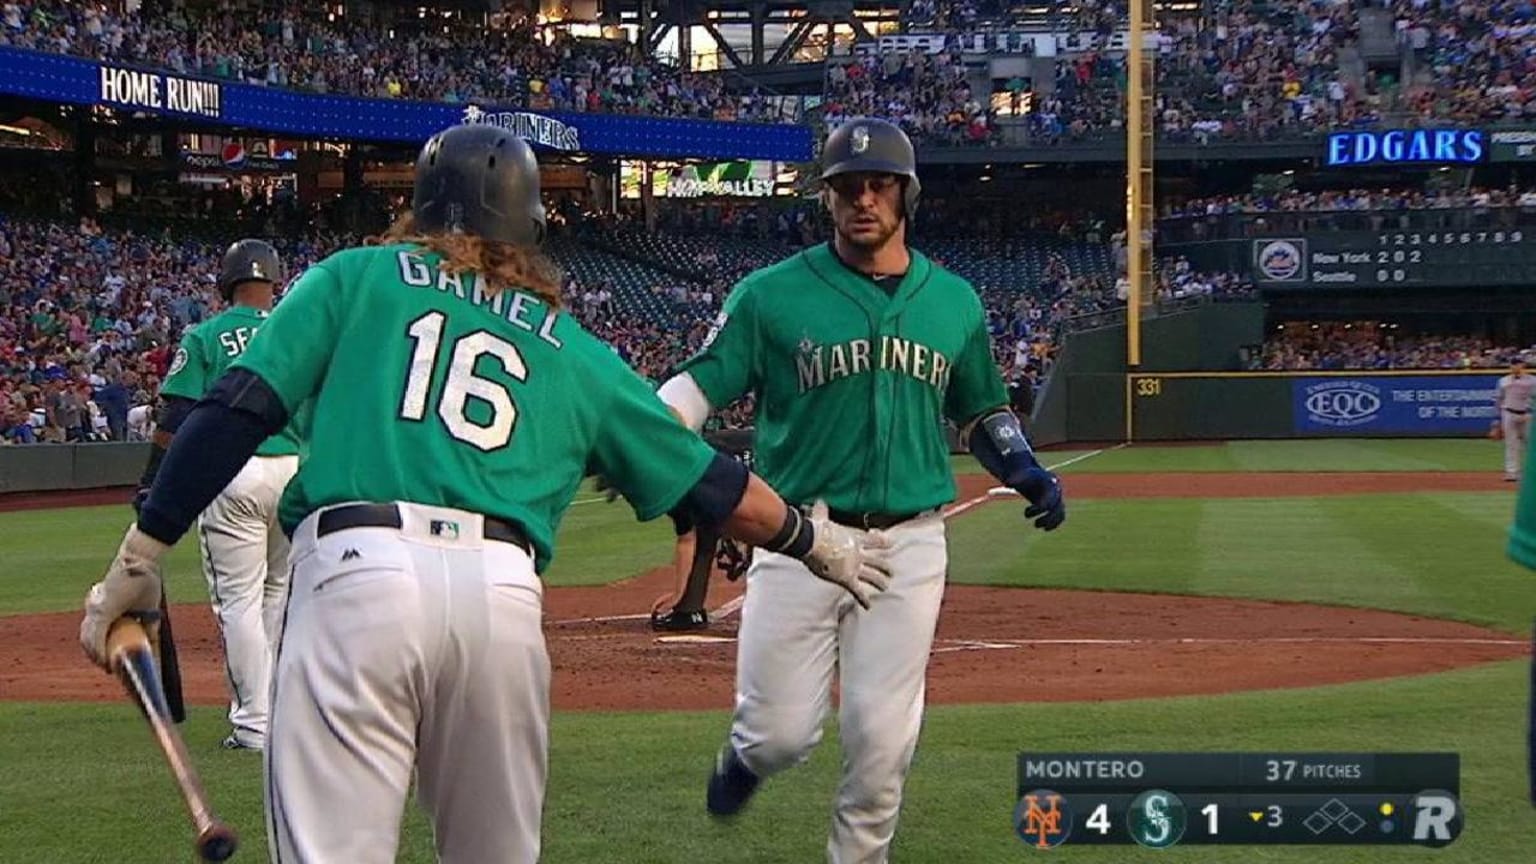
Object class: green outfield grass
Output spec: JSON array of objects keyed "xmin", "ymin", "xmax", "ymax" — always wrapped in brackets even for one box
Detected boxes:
[{"xmin": 1, "ymin": 438, "xmax": 1531, "ymax": 863}]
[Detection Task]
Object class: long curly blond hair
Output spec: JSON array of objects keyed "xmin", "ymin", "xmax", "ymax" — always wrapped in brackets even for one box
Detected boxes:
[{"xmin": 370, "ymin": 213, "xmax": 564, "ymax": 308}]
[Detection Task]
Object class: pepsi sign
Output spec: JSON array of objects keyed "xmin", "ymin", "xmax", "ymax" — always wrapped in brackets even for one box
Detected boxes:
[{"xmin": 1325, "ymin": 130, "xmax": 1486, "ymax": 167}]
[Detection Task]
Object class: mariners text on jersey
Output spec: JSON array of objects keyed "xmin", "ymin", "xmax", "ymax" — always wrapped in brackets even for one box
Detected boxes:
[
  {"xmin": 395, "ymin": 250, "xmax": 563, "ymax": 349},
  {"xmin": 796, "ymin": 336, "xmax": 952, "ymax": 394}
]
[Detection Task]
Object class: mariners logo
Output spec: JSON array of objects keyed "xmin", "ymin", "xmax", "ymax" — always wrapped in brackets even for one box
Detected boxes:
[
  {"xmin": 1254, "ymin": 239, "xmax": 1305, "ymax": 281},
  {"xmin": 851, "ymin": 125, "xmax": 871, "ymax": 154},
  {"xmin": 1014, "ymin": 788, "xmax": 1072, "ymax": 849},
  {"xmin": 1127, "ymin": 789, "xmax": 1187, "ymax": 849},
  {"xmin": 701, "ymin": 311, "xmax": 729, "ymax": 349}
]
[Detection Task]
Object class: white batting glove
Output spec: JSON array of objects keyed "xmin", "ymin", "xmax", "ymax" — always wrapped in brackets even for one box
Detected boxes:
[
  {"xmin": 80, "ymin": 524, "xmax": 169, "ymax": 671},
  {"xmin": 801, "ymin": 500, "xmax": 894, "ymax": 610}
]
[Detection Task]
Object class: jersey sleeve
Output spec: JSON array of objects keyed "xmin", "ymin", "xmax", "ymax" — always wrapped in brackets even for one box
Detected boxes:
[
  {"xmin": 231, "ymin": 262, "xmax": 344, "ymax": 416},
  {"xmin": 945, "ymin": 311, "xmax": 1009, "ymax": 426},
  {"xmin": 673, "ymin": 279, "xmax": 760, "ymax": 408},
  {"xmin": 591, "ymin": 356, "xmax": 718, "ymax": 522},
  {"xmin": 159, "ymin": 329, "xmax": 208, "ymax": 401}
]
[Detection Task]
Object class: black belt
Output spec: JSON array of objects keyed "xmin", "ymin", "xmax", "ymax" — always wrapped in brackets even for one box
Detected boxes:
[
  {"xmin": 1505, "ymin": 408, "xmax": 1530, "ymax": 415},
  {"xmin": 316, "ymin": 503, "xmax": 532, "ymax": 556},
  {"xmin": 824, "ymin": 508, "xmax": 924, "ymax": 531}
]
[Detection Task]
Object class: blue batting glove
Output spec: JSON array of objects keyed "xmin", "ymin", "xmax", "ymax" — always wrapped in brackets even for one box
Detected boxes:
[{"xmin": 1014, "ymin": 466, "xmax": 1066, "ymax": 531}]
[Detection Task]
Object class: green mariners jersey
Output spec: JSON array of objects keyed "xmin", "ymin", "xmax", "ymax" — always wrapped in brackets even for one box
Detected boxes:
[
  {"xmin": 161, "ymin": 305, "xmax": 304, "ymax": 457},
  {"xmin": 231, "ymin": 243, "xmax": 716, "ymax": 573},
  {"xmin": 1510, "ymin": 433, "xmax": 1536, "ymax": 570},
  {"xmin": 676, "ymin": 242, "xmax": 1007, "ymax": 514}
]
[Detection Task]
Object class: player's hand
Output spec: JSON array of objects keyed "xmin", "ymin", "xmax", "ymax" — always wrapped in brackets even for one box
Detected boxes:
[
  {"xmin": 1014, "ymin": 466, "xmax": 1066, "ymax": 531},
  {"xmin": 80, "ymin": 524, "xmax": 168, "ymax": 670},
  {"xmin": 801, "ymin": 500, "xmax": 893, "ymax": 610}
]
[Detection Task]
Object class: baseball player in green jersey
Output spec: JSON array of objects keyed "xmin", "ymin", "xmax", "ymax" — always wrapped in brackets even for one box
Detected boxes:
[
  {"xmin": 135, "ymin": 239, "xmax": 297, "ymax": 751},
  {"xmin": 657, "ymin": 118, "xmax": 1067, "ymax": 863},
  {"xmin": 78, "ymin": 123, "xmax": 892, "ymax": 864},
  {"xmin": 1509, "ymin": 396, "xmax": 1536, "ymax": 804}
]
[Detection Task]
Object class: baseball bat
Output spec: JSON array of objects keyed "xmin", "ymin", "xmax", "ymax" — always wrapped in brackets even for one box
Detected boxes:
[{"xmin": 107, "ymin": 615, "xmax": 239, "ymax": 862}]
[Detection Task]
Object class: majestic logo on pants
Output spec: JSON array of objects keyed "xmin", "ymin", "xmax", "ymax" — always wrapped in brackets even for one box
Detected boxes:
[{"xmin": 1015, "ymin": 789, "xmax": 1070, "ymax": 848}]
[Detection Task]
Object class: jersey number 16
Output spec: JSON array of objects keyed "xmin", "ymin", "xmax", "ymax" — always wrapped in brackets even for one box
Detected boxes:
[{"xmin": 399, "ymin": 310, "xmax": 528, "ymax": 452}]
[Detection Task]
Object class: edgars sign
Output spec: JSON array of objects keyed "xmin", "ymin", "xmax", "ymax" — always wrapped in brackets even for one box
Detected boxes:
[{"xmin": 1325, "ymin": 130, "xmax": 1485, "ymax": 167}]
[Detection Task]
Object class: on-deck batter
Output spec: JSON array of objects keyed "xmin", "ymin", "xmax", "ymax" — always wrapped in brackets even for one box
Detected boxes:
[
  {"xmin": 1497, "ymin": 359, "xmax": 1534, "ymax": 481},
  {"xmin": 79, "ymin": 123, "xmax": 892, "ymax": 864},
  {"xmin": 136, "ymin": 239, "xmax": 298, "ymax": 750},
  {"xmin": 657, "ymin": 118, "xmax": 1068, "ymax": 863}
]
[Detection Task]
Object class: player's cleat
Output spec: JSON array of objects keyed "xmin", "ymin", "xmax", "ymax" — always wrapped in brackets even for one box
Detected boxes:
[
  {"xmin": 651, "ymin": 607, "xmax": 708, "ymax": 632},
  {"xmin": 707, "ymin": 745, "xmax": 760, "ymax": 817},
  {"xmin": 221, "ymin": 733, "xmax": 262, "ymax": 752}
]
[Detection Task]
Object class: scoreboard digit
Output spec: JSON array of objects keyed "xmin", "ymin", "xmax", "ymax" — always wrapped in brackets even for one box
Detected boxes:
[{"xmin": 1013, "ymin": 753, "xmax": 1461, "ymax": 849}]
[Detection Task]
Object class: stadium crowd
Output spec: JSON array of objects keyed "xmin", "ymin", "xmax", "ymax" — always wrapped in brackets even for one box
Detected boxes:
[
  {"xmin": 1162, "ymin": 185, "xmax": 1536, "ymax": 218},
  {"xmin": 1260, "ymin": 321, "xmax": 1533, "ymax": 370},
  {"xmin": 1394, "ymin": 0, "xmax": 1536, "ymax": 124},
  {"xmin": 0, "ymin": 0, "xmax": 1443, "ymax": 148},
  {"xmin": 831, "ymin": 0, "xmax": 1393, "ymax": 146},
  {"xmin": 0, "ymin": 0, "xmax": 783, "ymax": 122}
]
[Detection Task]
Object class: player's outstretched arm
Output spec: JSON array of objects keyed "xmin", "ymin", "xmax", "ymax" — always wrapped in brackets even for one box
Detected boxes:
[
  {"xmin": 704, "ymin": 460, "xmax": 892, "ymax": 609},
  {"xmin": 80, "ymin": 368, "xmax": 290, "ymax": 668}
]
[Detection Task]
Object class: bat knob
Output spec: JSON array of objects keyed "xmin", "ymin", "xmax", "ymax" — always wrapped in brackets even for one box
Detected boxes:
[{"xmin": 196, "ymin": 823, "xmax": 238, "ymax": 861}]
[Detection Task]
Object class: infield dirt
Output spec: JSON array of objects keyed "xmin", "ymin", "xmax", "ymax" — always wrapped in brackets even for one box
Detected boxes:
[{"xmin": 1, "ymin": 471, "xmax": 1524, "ymax": 710}]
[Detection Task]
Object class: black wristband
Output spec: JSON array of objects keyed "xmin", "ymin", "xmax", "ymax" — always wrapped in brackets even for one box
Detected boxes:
[{"xmin": 763, "ymin": 506, "xmax": 815, "ymax": 559}]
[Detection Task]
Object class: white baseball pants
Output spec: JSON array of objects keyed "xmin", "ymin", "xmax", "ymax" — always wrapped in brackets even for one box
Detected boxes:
[
  {"xmin": 1504, "ymin": 409, "xmax": 1531, "ymax": 479},
  {"xmin": 728, "ymin": 511, "xmax": 947, "ymax": 864},
  {"xmin": 265, "ymin": 502, "xmax": 549, "ymax": 864},
  {"xmin": 196, "ymin": 453, "xmax": 297, "ymax": 748}
]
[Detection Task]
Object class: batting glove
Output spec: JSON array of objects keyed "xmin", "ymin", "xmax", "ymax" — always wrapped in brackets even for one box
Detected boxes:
[
  {"xmin": 801, "ymin": 500, "xmax": 894, "ymax": 610},
  {"xmin": 1014, "ymin": 466, "xmax": 1067, "ymax": 532},
  {"xmin": 80, "ymin": 524, "xmax": 168, "ymax": 670}
]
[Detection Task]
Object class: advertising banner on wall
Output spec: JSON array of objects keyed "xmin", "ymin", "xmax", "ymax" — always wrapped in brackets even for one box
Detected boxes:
[
  {"xmin": 1292, "ymin": 375, "xmax": 1502, "ymax": 435},
  {"xmin": 0, "ymin": 47, "xmax": 812, "ymax": 162}
]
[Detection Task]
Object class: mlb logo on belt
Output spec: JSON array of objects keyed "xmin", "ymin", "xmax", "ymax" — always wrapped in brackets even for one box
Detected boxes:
[{"xmin": 430, "ymin": 520, "xmax": 461, "ymax": 540}]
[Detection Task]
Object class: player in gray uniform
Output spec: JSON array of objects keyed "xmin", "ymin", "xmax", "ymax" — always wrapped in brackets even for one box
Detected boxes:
[{"xmin": 1498, "ymin": 358, "xmax": 1535, "ymax": 481}]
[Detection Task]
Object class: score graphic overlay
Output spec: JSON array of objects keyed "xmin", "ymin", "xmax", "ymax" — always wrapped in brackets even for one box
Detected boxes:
[{"xmin": 1013, "ymin": 753, "xmax": 1460, "ymax": 849}]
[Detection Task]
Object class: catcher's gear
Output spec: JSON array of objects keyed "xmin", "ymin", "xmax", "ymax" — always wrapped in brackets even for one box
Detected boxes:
[
  {"xmin": 157, "ymin": 588, "xmax": 187, "ymax": 723},
  {"xmin": 820, "ymin": 117, "xmax": 921, "ymax": 218},
  {"xmin": 413, "ymin": 123, "xmax": 547, "ymax": 248},
  {"xmin": 715, "ymin": 536, "xmax": 751, "ymax": 582},
  {"xmin": 219, "ymin": 239, "xmax": 284, "ymax": 301}
]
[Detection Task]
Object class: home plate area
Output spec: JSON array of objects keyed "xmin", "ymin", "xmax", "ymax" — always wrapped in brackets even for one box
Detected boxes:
[{"xmin": 537, "ymin": 585, "xmax": 1525, "ymax": 713}]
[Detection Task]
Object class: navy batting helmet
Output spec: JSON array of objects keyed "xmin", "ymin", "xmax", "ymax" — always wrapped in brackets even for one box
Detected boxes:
[
  {"xmin": 218, "ymin": 239, "xmax": 283, "ymax": 301},
  {"xmin": 412, "ymin": 123, "xmax": 547, "ymax": 248},
  {"xmin": 819, "ymin": 118, "xmax": 921, "ymax": 218}
]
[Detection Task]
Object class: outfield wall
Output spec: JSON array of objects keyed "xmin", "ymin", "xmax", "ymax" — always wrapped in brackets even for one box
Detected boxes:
[
  {"xmin": 1126, "ymin": 371, "xmax": 1502, "ymax": 440},
  {"xmin": 0, "ymin": 443, "xmax": 150, "ymax": 493}
]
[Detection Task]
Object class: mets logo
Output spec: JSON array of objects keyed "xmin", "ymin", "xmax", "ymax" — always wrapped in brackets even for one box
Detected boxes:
[
  {"xmin": 1254, "ymin": 239, "xmax": 1305, "ymax": 281},
  {"xmin": 1303, "ymin": 380, "xmax": 1382, "ymax": 427},
  {"xmin": 851, "ymin": 125, "xmax": 871, "ymax": 154},
  {"xmin": 1014, "ymin": 788, "xmax": 1072, "ymax": 848}
]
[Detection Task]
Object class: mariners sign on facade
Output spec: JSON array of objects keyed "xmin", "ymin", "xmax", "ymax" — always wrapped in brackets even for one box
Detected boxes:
[{"xmin": 461, "ymin": 105, "xmax": 580, "ymax": 151}]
